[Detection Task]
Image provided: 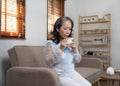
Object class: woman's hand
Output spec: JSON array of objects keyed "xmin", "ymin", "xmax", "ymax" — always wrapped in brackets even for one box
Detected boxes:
[
  {"xmin": 70, "ymin": 39, "xmax": 77, "ymax": 53},
  {"xmin": 60, "ymin": 39, "xmax": 67, "ymax": 51}
]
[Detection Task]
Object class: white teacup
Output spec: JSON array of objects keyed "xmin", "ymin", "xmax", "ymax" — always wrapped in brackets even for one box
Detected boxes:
[{"xmin": 66, "ymin": 38, "xmax": 73, "ymax": 44}]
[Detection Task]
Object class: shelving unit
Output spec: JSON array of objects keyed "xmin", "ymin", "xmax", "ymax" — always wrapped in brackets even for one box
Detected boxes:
[{"xmin": 78, "ymin": 13, "xmax": 111, "ymax": 70}]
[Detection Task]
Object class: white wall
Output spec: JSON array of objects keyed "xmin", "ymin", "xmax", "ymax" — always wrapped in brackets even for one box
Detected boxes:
[
  {"xmin": 65, "ymin": 0, "xmax": 120, "ymax": 69},
  {"xmin": 0, "ymin": 0, "xmax": 120, "ymax": 86}
]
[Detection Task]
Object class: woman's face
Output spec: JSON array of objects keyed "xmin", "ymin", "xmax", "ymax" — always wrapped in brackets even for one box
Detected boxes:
[{"xmin": 57, "ymin": 20, "xmax": 72, "ymax": 39}]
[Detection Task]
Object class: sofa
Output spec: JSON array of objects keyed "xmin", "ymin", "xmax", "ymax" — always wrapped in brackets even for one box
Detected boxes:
[{"xmin": 6, "ymin": 46, "xmax": 103, "ymax": 86}]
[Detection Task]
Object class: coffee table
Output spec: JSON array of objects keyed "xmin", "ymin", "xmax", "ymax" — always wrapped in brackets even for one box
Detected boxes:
[{"xmin": 101, "ymin": 72, "xmax": 120, "ymax": 86}]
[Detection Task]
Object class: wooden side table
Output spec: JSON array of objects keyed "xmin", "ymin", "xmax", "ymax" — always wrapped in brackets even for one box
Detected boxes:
[{"xmin": 101, "ymin": 72, "xmax": 120, "ymax": 86}]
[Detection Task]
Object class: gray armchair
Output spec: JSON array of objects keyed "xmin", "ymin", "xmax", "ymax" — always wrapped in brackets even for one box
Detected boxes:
[{"xmin": 6, "ymin": 46, "xmax": 103, "ymax": 86}]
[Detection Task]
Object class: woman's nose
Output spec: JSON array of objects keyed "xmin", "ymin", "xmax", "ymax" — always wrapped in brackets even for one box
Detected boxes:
[{"xmin": 66, "ymin": 30, "xmax": 71, "ymax": 34}]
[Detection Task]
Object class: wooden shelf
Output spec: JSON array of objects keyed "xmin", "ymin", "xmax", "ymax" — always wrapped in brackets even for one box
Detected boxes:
[
  {"xmin": 81, "ymin": 29, "xmax": 108, "ymax": 35},
  {"xmin": 80, "ymin": 20, "xmax": 109, "ymax": 24},
  {"xmin": 82, "ymin": 55, "xmax": 109, "ymax": 58},
  {"xmin": 78, "ymin": 13, "xmax": 111, "ymax": 70},
  {"xmin": 80, "ymin": 44, "xmax": 108, "ymax": 46}
]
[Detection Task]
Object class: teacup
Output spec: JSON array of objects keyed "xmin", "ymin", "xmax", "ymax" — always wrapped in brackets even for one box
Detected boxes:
[{"xmin": 66, "ymin": 38, "xmax": 73, "ymax": 44}]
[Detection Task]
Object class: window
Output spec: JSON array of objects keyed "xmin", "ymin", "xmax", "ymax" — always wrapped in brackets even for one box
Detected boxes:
[
  {"xmin": 47, "ymin": 0, "xmax": 64, "ymax": 39},
  {"xmin": 0, "ymin": 0, "xmax": 25, "ymax": 39}
]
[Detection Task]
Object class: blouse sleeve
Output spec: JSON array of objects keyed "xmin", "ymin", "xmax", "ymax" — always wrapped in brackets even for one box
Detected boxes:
[
  {"xmin": 44, "ymin": 42, "xmax": 64, "ymax": 67},
  {"xmin": 72, "ymin": 49, "xmax": 82, "ymax": 63}
]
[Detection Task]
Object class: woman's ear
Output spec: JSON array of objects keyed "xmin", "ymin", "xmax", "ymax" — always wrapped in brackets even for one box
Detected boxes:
[{"xmin": 56, "ymin": 28, "xmax": 59, "ymax": 32}]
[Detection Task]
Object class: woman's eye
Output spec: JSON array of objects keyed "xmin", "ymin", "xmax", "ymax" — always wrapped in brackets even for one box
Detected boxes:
[
  {"xmin": 64, "ymin": 28, "xmax": 67, "ymax": 30},
  {"xmin": 64, "ymin": 28, "xmax": 71, "ymax": 30}
]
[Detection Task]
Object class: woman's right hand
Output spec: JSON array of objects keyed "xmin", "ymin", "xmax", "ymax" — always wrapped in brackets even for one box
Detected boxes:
[{"xmin": 60, "ymin": 39, "xmax": 67, "ymax": 51}]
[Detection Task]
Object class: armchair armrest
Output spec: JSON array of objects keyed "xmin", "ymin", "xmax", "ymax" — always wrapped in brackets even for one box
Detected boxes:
[
  {"xmin": 76, "ymin": 58, "xmax": 103, "ymax": 70},
  {"xmin": 6, "ymin": 67, "xmax": 60, "ymax": 86}
]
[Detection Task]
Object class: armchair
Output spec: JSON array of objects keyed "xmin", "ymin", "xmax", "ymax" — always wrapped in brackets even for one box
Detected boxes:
[{"xmin": 6, "ymin": 46, "xmax": 103, "ymax": 86}]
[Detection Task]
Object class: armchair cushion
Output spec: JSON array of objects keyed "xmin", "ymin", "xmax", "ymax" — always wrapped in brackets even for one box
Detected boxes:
[
  {"xmin": 75, "ymin": 67, "xmax": 101, "ymax": 83},
  {"xmin": 76, "ymin": 58, "xmax": 103, "ymax": 70},
  {"xmin": 8, "ymin": 46, "xmax": 48, "ymax": 67}
]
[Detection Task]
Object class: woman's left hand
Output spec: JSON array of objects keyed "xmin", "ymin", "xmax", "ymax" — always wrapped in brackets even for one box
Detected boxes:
[{"xmin": 70, "ymin": 39, "xmax": 77, "ymax": 53}]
